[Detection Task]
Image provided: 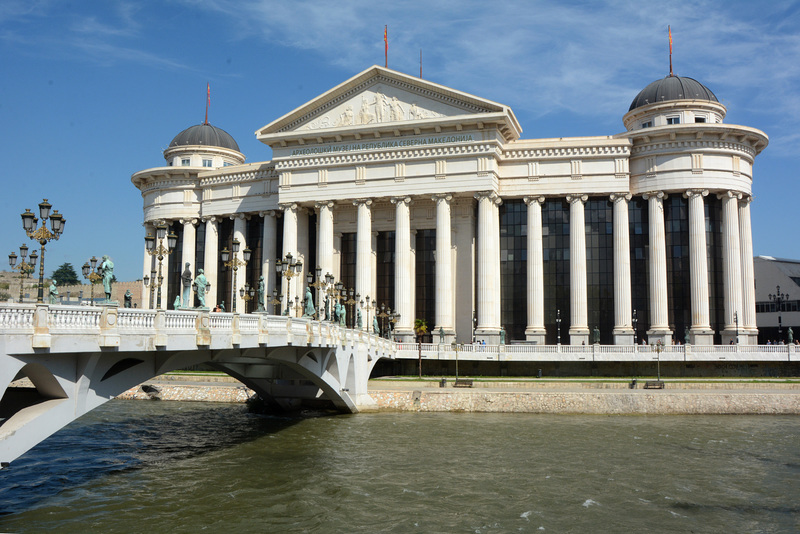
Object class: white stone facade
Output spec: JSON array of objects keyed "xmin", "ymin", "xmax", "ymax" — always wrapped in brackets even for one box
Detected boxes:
[{"xmin": 132, "ymin": 66, "xmax": 768, "ymax": 345}]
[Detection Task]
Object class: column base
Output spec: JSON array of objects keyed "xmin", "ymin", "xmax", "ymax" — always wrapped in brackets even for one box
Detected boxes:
[
  {"xmin": 569, "ymin": 327, "xmax": 589, "ymax": 346},
  {"xmin": 721, "ymin": 328, "xmax": 745, "ymax": 346},
  {"xmin": 612, "ymin": 327, "xmax": 634, "ymax": 345},
  {"xmin": 646, "ymin": 329, "xmax": 673, "ymax": 345},
  {"xmin": 737, "ymin": 330, "xmax": 759, "ymax": 345},
  {"xmin": 690, "ymin": 328, "xmax": 715, "ymax": 346},
  {"xmin": 475, "ymin": 328, "xmax": 501, "ymax": 345},
  {"xmin": 524, "ymin": 327, "xmax": 546, "ymax": 345}
]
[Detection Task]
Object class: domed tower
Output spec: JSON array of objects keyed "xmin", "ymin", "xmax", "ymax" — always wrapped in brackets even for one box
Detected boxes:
[
  {"xmin": 617, "ymin": 66, "xmax": 768, "ymax": 347},
  {"xmin": 163, "ymin": 123, "xmax": 245, "ymax": 168}
]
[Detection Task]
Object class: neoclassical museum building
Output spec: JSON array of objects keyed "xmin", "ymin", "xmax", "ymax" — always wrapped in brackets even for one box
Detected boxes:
[{"xmin": 132, "ymin": 65, "xmax": 768, "ymax": 346}]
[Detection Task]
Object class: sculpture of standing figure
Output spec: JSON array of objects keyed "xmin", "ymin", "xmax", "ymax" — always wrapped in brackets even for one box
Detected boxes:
[
  {"xmin": 592, "ymin": 326, "xmax": 600, "ymax": 344},
  {"xmin": 500, "ymin": 327, "xmax": 506, "ymax": 345},
  {"xmin": 257, "ymin": 276, "xmax": 265, "ymax": 312},
  {"xmin": 303, "ymin": 286, "xmax": 315, "ymax": 317},
  {"xmin": 99, "ymin": 255, "xmax": 114, "ymax": 302},
  {"xmin": 789, "ymin": 327, "xmax": 794, "ymax": 344},
  {"xmin": 324, "ymin": 295, "xmax": 330, "ymax": 321},
  {"xmin": 439, "ymin": 327, "xmax": 445, "ymax": 343},
  {"xmin": 373, "ymin": 315, "xmax": 379, "ymax": 335},
  {"xmin": 49, "ymin": 280, "xmax": 58, "ymax": 304},
  {"xmin": 339, "ymin": 302, "xmax": 346, "ymax": 326},
  {"xmin": 357, "ymin": 308, "xmax": 363, "ymax": 329},
  {"xmin": 124, "ymin": 290, "xmax": 132, "ymax": 308},
  {"xmin": 193, "ymin": 269, "xmax": 208, "ymax": 308},
  {"xmin": 173, "ymin": 295, "xmax": 181, "ymax": 309},
  {"xmin": 181, "ymin": 263, "xmax": 192, "ymax": 308},
  {"xmin": 684, "ymin": 327, "xmax": 691, "ymax": 345}
]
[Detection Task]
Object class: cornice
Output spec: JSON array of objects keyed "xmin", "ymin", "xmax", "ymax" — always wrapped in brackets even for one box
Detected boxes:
[
  {"xmin": 630, "ymin": 138, "xmax": 758, "ymax": 159},
  {"xmin": 503, "ymin": 143, "xmax": 631, "ymax": 160}
]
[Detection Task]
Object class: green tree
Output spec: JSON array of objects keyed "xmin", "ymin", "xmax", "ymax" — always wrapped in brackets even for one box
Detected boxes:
[
  {"xmin": 51, "ymin": 263, "xmax": 80, "ymax": 286},
  {"xmin": 414, "ymin": 318, "xmax": 428, "ymax": 379}
]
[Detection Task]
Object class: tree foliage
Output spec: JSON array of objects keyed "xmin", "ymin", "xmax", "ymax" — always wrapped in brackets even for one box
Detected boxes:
[
  {"xmin": 51, "ymin": 263, "xmax": 80, "ymax": 286},
  {"xmin": 413, "ymin": 318, "xmax": 428, "ymax": 340}
]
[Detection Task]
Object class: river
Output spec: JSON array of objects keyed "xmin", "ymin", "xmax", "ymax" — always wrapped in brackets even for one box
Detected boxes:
[{"xmin": 1, "ymin": 400, "xmax": 798, "ymax": 532}]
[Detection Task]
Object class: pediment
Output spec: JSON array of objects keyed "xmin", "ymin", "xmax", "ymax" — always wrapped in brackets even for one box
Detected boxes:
[{"xmin": 256, "ymin": 66, "xmax": 519, "ymax": 141}]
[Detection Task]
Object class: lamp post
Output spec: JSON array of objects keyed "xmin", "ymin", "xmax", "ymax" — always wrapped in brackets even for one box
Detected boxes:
[
  {"xmin": 21, "ymin": 199, "xmax": 65, "ymax": 303},
  {"xmin": 220, "ymin": 238, "xmax": 251, "ymax": 314},
  {"xmin": 362, "ymin": 296, "xmax": 377, "ymax": 332},
  {"xmin": 270, "ymin": 289, "xmax": 282, "ymax": 315},
  {"xmin": 9, "ymin": 244, "xmax": 38, "ymax": 302},
  {"xmin": 378, "ymin": 304, "xmax": 390, "ymax": 338},
  {"xmin": 144, "ymin": 224, "xmax": 177, "ymax": 309},
  {"xmin": 334, "ymin": 281, "xmax": 344, "ymax": 322},
  {"xmin": 451, "ymin": 341, "xmax": 460, "ymax": 382},
  {"xmin": 81, "ymin": 256, "xmax": 103, "ymax": 304},
  {"xmin": 309, "ymin": 267, "xmax": 331, "ymax": 319},
  {"xmin": 632, "ymin": 309, "xmax": 638, "ymax": 345},
  {"xmin": 276, "ymin": 253, "xmax": 303, "ymax": 316},
  {"xmin": 389, "ymin": 311, "xmax": 400, "ymax": 340},
  {"xmin": 769, "ymin": 286, "xmax": 789, "ymax": 341},
  {"xmin": 239, "ymin": 283, "xmax": 256, "ymax": 313},
  {"xmin": 734, "ymin": 311, "xmax": 739, "ymax": 345},
  {"xmin": 650, "ymin": 339, "xmax": 663, "ymax": 382},
  {"xmin": 556, "ymin": 309, "xmax": 562, "ymax": 345},
  {"xmin": 345, "ymin": 289, "xmax": 358, "ymax": 328}
]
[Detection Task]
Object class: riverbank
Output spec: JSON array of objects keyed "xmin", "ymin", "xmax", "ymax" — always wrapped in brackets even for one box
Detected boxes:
[{"xmin": 117, "ymin": 374, "xmax": 800, "ymax": 415}]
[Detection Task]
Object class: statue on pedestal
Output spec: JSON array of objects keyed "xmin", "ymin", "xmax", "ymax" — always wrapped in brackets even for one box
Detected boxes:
[
  {"xmin": 99, "ymin": 255, "xmax": 114, "ymax": 302},
  {"xmin": 173, "ymin": 295, "xmax": 181, "ymax": 309},
  {"xmin": 357, "ymin": 308, "xmax": 363, "ymax": 329},
  {"xmin": 303, "ymin": 287, "xmax": 315, "ymax": 317},
  {"xmin": 257, "ymin": 276, "xmax": 265, "ymax": 312},
  {"xmin": 193, "ymin": 269, "xmax": 208, "ymax": 308},
  {"xmin": 124, "ymin": 290, "xmax": 132, "ymax": 308},
  {"xmin": 49, "ymin": 280, "xmax": 58, "ymax": 304},
  {"xmin": 181, "ymin": 263, "xmax": 192, "ymax": 308},
  {"xmin": 373, "ymin": 315, "xmax": 379, "ymax": 335},
  {"xmin": 592, "ymin": 326, "xmax": 600, "ymax": 344},
  {"xmin": 500, "ymin": 327, "xmax": 506, "ymax": 345}
]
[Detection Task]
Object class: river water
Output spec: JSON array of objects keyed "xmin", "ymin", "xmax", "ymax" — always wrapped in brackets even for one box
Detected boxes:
[{"xmin": 1, "ymin": 400, "xmax": 798, "ymax": 533}]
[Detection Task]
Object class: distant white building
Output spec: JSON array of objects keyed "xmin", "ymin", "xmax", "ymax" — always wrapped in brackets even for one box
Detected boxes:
[
  {"xmin": 754, "ymin": 256, "xmax": 800, "ymax": 343},
  {"xmin": 132, "ymin": 65, "xmax": 768, "ymax": 345}
]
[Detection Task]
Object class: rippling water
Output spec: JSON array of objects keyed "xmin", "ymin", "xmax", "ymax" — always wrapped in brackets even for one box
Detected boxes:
[{"xmin": 1, "ymin": 400, "xmax": 798, "ymax": 533}]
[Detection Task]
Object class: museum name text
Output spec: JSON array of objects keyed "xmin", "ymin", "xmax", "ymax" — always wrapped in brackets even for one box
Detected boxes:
[{"xmin": 289, "ymin": 134, "xmax": 474, "ymax": 156}]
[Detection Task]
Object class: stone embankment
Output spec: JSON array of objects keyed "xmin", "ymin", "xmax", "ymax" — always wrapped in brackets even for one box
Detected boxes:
[{"xmin": 118, "ymin": 375, "xmax": 800, "ymax": 415}]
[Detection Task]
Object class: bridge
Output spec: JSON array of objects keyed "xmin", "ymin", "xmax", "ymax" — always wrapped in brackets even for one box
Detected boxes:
[
  {"xmin": 1, "ymin": 303, "xmax": 797, "ymax": 466},
  {"xmin": 0, "ymin": 303, "xmax": 394, "ymax": 466}
]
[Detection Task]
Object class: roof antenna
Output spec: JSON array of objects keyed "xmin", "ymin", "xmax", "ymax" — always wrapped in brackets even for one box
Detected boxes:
[
  {"xmin": 668, "ymin": 25, "xmax": 674, "ymax": 77},
  {"xmin": 204, "ymin": 83, "xmax": 210, "ymax": 125}
]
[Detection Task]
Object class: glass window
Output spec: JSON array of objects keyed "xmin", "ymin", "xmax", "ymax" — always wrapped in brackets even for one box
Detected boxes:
[
  {"xmin": 667, "ymin": 116, "xmax": 681, "ymax": 125},
  {"xmin": 641, "ymin": 120, "xmax": 653, "ymax": 128},
  {"xmin": 181, "ymin": 158, "xmax": 190, "ymax": 166},
  {"xmin": 202, "ymin": 159, "xmax": 212, "ymax": 167}
]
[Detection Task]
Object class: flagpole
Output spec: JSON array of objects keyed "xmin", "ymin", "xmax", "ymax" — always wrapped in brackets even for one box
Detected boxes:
[
  {"xmin": 204, "ymin": 83, "xmax": 210, "ymax": 125},
  {"xmin": 420, "ymin": 49, "xmax": 422, "ymax": 78},
  {"xmin": 668, "ymin": 26, "xmax": 673, "ymax": 77},
  {"xmin": 384, "ymin": 25, "xmax": 388, "ymax": 68}
]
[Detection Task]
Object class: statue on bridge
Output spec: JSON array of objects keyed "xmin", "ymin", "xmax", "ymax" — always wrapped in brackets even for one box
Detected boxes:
[
  {"xmin": 193, "ymin": 269, "xmax": 208, "ymax": 308},
  {"xmin": 324, "ymin": 295, "xmax": 330, "ymax": 321},
  {"xmin": 592, "ymin": 326, "xmax": 600, "ymax": 344},
  {"xmin": 789, "ymin": 327, "xmax": 794, "ymax": 344},
  {"xmin": 500, "ymin": 327, "xmax": 506, "ymax": 345},
  {"xmin": 124, "ymin": 290, "xmax": 132, "ymax": 308},
  {"xmin": 357, "ymin": 308, "xmax": 363, "ymax": 329},
  {"xmin": 181, "ymin": 263, "xmax": 192, "ymax": 308},
  {"xmin": 303, "ymin": 287, "xmax": 315, "ymax": 318},
  {"xmin": 257, "ymin": 276, "xmax": 265, "ymax": 312},
  {"xmin": 173, "ymin": 295, "xmax": 181, "ymax": 309},
  {"xmin": 338, "ymin": 302, "xmax": 346, "ymax": 326},
  {"xmin": 373, "ymin": 315, "xmax": 379, "ymax": 335},
  {"xmin": 99, "ymin": 255, "xmax": 114, "ymax": 302},
  {"xmin": 49, "ymin": 280, "xmax": 58, "ymax": 304}
]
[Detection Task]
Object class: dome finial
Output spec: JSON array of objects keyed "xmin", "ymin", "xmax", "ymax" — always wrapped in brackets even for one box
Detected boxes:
[
  {"xmin": 668, "ymin": 26, "xmax": 674, "ymax": 77},
  {"xmin": 204, "ymin": 83, "xmax": 210, "ymax": 126}
]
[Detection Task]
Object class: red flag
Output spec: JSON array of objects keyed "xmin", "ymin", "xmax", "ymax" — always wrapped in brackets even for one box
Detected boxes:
[{"xmin": 384, "ymin": 25, "xmax": 388, "ymax": 68}]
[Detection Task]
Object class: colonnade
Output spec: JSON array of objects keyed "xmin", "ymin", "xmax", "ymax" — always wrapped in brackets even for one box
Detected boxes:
[{"xmin": 142, "ymin": 189, "xmax": 757, "ymax": 345}]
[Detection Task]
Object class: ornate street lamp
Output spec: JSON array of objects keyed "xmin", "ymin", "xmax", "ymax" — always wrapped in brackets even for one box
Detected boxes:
[
  {"xmin": 81, "ymin": 256, "xmax": 103, "ymax": 304},
  {"xmin": 239, "ymin": 282, "xmax": 256, "ymax": 313},
  {"xmin": 734, "ymin": 311, "xmax": 739, "ymax": 345},
  {"xmin": 144, "ymin": 224, "xmax": 177, "ymax": 309},
  {"xmin": 345, "ymin": 289, "xmax": 358, "ymax": 328},
  {"xmin": 9, "ymin": 244, "xmax": 37, "ymax": 302},
  {"xmin": 221, "ymin": 238, "xmax": 251, "ymax": 314},
  {"xmin": 769, "ymin": 286, "xmax": 789, "ymax": 341},
  {"xmin": 632, "ymin": 309, "xmax": 638, "ymax": 345},
  {"xmin": 362, "ymin": 295, "xmax": 377, "ymax": 333},
  {"xmin": 335, "ymin": 281, "xmax": 345, "ymax": 321},
  {"xmin": 308, "ymin": 267, "xmax": 332, "ymax": 319},
  {"xmin": 276, "ymin": 253, "xmax": 302, "ymax": 316},
  {"xmin": 270, "ymin": 288, "xmax": 282, "ymax": 315},
  {"xmin": 650, "ymin": 339, "xmax": 664, "ymax": 382},
  {"xmin": 378, "ymin": 303, "xmax": 390, "ymax": 338},
  {"xmin": 21, "ymin": 199, "xmax": 65, "ymax": 303}
]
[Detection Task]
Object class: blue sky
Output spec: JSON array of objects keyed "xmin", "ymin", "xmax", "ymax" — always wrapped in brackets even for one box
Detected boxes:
[{"xmin": 1, "ymin": 0, "xmax": 799, "ymax": 282}]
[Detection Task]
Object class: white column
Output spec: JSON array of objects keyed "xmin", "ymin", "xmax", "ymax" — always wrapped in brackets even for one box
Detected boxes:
[
  {"xmin": 142, "ymin": 222, "xmax": 155, "ymax": 308},
  {"xmin": 354, "ymin": 199, "xmax": 372, "ymax": 323},
  {"xmin": 180, "ymin": 219, "xmax": 196, "ymax": 308},
  {"xmin": 685, "ymin": 189, "xmax": 713, "ymax": 345},
  {"xmin": 719, "ymin": 190, "xmax": 743, "ymax": 344},
  {"xmin": 392, "ymin": 196, "xmax": 413, "ymax": 339},
  {"xmin": 232, "ymin": 214, "xmax": 247, "ymax": 314},
  {"xmin": 567, "ymin": 195, "xmax": 589, "ymax": 345},
  {"xmin": 474, "ymin": 192, "xmax": 501, "ymax": 341},
  {"xmin": 524, "ymin": 196, "xmax": 545, "ymax": 343},
  {"xmin": 643, "ymin": 191, "xmax": 672, "ymax": 343},
  {"xmin": 203, "ymin": 217, "xmax": 219, "ymax": 309},
  {"xmin": 610, "ymin": 193, "xmax": 634, "ymax": 344},
  {"xmin": 261, "ymin": 211, "xmax": 278, "ymax": 307},
  {"xmin": 738, "ymin": 195, "xmax": 757, "ymax": 343},
  {"xmin": 281, "ymin": 203, "xmax": 298, "ymax": 313},
  {"xmin": 433, "ymin": 194, "xmax": 454, "ymax": 341},
  {"xmin": 315, "ymin": 201, "xmax": 334, "ymax": 319}
]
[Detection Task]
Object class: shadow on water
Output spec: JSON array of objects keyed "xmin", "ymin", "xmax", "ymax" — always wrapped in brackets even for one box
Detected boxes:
[{"xmin": 0, "ymin": 399, "xmax": 311, "ymax": 516}]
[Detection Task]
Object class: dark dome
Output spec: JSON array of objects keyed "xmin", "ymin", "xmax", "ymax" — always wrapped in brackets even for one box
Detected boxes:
[
  {"xmin": 629, "ymin": 76, "xmax": 718, "ymax": 111},
  {"xmin": 168, "ymin": 123, "xmax": 240, "ymax": 151}
]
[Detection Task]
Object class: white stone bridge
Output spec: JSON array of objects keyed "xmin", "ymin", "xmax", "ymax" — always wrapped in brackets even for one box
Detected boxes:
[{"xmin": 0, "ymin": 303, "xmax": 394, "ymax": 466}]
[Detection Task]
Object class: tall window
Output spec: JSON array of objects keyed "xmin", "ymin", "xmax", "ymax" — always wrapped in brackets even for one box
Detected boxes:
[
  {"xmin": 245, "ymin": 217, "xmax": 263, "ymax": 314},
  {"xmin": 585, "ymin": 198, "xmax": 614, "ymax": 343},
  {"xmin": 415, "ymin": 229, "xmax": 435, "ymax": 342},
  {"xmin": 665, "ymin": 196, "xmax": 690, "ymax": 340},
  {"xmin": 705, "ymin": 196, "xmax": 724, "ymax": 344},
  {"xmin": 629, "ymin": 198, "xmax": 650, "ymax": 342},
  {"xmin": 216, "ymin": 218, "xmax": 233, "ymax": 311},
  {"xmin": 542, "ymin": 200, "xmax": 569, "ymax": 344},
  {"xmin": 166, "ymin": 222, "xmax": 183, "ymax": 308},
  {"xmin": 376, "ymin": 231, "xmax": 395, "ymax": 311},
  {"xmin": 339, "ymin": 233, "xmax": 356, "ymax": 327},
  {"xmin": 500, "ymin": 200, "xmax": 527, "ymax": 341}
]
